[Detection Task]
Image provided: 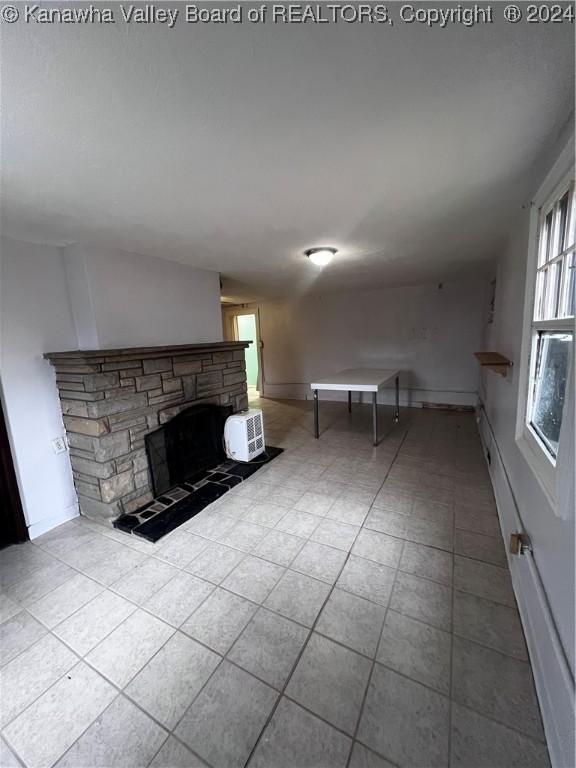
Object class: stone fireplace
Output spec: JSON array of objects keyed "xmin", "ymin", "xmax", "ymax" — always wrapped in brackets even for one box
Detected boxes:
[{"xmin": 44, "ymin": 341, "xmax": 250, "ymax": 525}]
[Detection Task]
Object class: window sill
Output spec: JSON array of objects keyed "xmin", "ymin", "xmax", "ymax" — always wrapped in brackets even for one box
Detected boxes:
[{"xmin": 516, "ymin": 430, "xmax": 558, "ymax": 512}]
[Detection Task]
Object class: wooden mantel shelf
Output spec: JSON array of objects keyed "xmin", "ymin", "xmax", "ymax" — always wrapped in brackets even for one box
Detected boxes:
[{"xmin": 474, "ymin": 352, "xmax": 513, "ymax": 377}]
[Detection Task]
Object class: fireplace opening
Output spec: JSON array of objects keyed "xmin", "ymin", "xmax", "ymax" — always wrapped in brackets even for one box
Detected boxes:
[
  {"xmin": 117, "ymin": 402, "xmax": 283, "ymax": 542},
  {"xmin": 146, "ymin": 403, "xmax": 233, "ymax": 496}
]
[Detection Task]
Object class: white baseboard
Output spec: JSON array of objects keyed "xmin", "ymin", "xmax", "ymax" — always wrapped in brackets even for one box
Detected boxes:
[
  {"xmin": 262, "ymin": 383, "xmax": 477, "ymax": 407},
  {"xmin": 477, "ymin": 408, "xmax": 575, "ymax": 768},
  {"xmin": 27, "ymin": 503, "xmax": 79, "ymax": 540}
]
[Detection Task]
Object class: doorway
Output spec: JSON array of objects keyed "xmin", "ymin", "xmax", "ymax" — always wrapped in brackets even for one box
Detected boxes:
[
  {"xmin": 235, "ymin": 314, "xmax": 259, "ymax": 399},
  {"xmin": 223, "ymin": 308, "xmax": 262, "ymax": 399},
  {"xmin": 0, "ymin": 396, "xmax": 28, "ymax": 548}
]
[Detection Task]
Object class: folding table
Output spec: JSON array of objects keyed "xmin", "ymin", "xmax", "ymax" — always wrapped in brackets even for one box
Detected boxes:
[{"xmin": 310, "ymin": 368, "xmax": 400, "ymax": 446}]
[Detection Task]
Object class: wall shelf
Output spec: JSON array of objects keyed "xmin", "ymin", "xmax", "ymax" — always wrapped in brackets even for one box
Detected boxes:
[{"xmin": 474, "ymin": 352, "xmax": 513, "ymax": 377}]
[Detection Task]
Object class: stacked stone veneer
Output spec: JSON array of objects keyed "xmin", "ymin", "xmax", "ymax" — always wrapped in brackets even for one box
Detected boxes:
[{"xmin": 45, "ymin": 342, "xmax": 250, "ymax": 525}]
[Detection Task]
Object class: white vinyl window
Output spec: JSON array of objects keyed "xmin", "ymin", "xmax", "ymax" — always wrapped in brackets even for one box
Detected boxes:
[
  {"xmin": 528, "ymin": 182, "xmax": 575, "ymax": 459},
  {"xmin": 517, "ymin": 144, "xmax": 575, "ymax": 510}
]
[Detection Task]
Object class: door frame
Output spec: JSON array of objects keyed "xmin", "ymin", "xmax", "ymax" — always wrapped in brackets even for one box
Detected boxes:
[
  {"xmin": 223, "ymin": 306, "xmax": 264, "ymax": 394},
  {"xmin": 0, "ymin": 394, "xmax": 29, "ymax": 546}
]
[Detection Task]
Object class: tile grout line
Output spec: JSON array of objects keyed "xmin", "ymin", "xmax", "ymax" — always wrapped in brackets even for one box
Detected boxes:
[
  {"xmin": 241, "ymin": 413, "xmax": 411, "ymax": 768},
  {"xmin": 344, "ymin": 560, "xmax": 404, "ymax": 768},
  {"xmin": 27, "ymin": 503, "xmax": 509, "ymax": 636},
  {"xmin": 1, "ymin": 416, "xmax": 396, "ymax": 730},
  {"xmin": 2, "ymin": 606, "xmax": 218, "ymax": 768},
  {"xmin": 0, "ymin": 510, "xmax": 506, "ymax": 655},
  {"xmin": 99, "ymin": 436, "xmax": 394, "ymax": 762},
  {"xmin": 344, "ymin": 421, "xmax": 414, "ymax": 768},
  {"xmin": 1, "ymin": 406, "xmax": 538, "ymax": 767},
  {"xmin": 237, "ymin": 519, "xmax": 366, "ymax": 767},
  {"xmin": 8, "ymin": 527, "xmax": 460, "ymax": 688}
]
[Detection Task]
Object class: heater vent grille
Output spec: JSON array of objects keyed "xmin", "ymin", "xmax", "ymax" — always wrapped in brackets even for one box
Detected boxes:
[{"xmin": 224, "ymin": 409, "xmax": 266, "ymax": 463}]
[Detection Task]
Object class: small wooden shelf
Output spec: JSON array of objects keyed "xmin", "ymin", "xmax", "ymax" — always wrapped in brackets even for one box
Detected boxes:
[{"xmin": 475, "ymin": 352, "xmax": 513, "ymax": 377}]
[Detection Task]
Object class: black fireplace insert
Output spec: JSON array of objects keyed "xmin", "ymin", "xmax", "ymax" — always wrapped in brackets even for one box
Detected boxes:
[{"xmin": 145, "ymin": 403, "xmax": 233, "ymax": 496}]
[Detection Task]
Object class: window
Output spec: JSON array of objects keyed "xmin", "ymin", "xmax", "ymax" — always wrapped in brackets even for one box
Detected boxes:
[
  {"xmin": 529, "ymin": 331, "xmax": 571, "ymax": 457},
  {"xmin": 527, "ymin": 180, "xmax": 575, "ymax": 462},
  {"xmin": 517, "ymin": 144, "xmax": 575, "ymax": 510}
]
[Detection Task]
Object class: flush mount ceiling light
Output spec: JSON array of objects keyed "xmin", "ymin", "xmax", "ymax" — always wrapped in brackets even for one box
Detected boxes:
[{"xmin": 304, "ymin": 247, "xmax": 337, "ymax": 266}]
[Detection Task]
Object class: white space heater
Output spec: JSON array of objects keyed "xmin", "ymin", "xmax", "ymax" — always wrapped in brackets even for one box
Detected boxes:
[{"xmin": 224, "ymin": 408, "xmax": 265, "ymax": 462}]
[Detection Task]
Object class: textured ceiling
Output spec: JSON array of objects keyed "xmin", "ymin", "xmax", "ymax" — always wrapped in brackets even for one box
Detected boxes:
[{"xmin": 1, "ymin": 6, "xmax": 574, "ymax": 300}]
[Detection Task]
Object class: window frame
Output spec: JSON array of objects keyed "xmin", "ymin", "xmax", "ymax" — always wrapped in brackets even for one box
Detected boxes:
[
  {"xmin": 515, "ymin": 139, "xmax": 575, "ymax": 510},
  {"xmin": 527, "ymin": 329, "xmax": 572, "ymax": 457}
]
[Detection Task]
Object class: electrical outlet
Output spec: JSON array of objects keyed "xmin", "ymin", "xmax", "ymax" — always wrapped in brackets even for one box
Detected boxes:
[{"xmin": 52, "ymin": 436, "xmax": 68, "ymax": 454}]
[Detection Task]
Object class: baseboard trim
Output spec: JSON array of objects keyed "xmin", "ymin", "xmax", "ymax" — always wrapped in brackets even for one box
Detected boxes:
[
  {"xmin": 477, "ymin": 406, "xmax": 575, "ymax": 768},
  {"xmin": 27, "ymin": 503, "xmax": 79, "ymax": 540}
]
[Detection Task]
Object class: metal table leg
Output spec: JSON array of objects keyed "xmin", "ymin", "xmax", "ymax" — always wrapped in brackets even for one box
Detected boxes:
[
  {"xmin": 314, "ymin": 389, "xmax": 319, "ymax": 438},
  {"xmin": 395, "ymin": 376, "xmax": 400, "ymax": 423},
  {"xmin": 348, "ymin": 390, "xmax": 352, "ymax": 414},
  {"xmin": 372, "ymin": 392, "xmax": 378, "ymax": 446}
]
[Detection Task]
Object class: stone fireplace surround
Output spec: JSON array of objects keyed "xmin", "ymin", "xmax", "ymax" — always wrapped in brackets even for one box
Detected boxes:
[{"xmin": 45, "ymin": 341, "xmax": 250, "ymax": 525}]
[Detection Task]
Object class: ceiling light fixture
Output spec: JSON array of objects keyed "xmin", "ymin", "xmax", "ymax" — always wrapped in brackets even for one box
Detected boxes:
[{"xmin": 304, "ymin": 247, "xmax": 337, "ymax": 266}]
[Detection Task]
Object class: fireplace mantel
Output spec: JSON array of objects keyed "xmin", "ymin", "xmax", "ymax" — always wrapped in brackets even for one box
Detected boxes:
[
  {"xmin": 45, "ymin": 341, "xmax": 250, "ymax": 525},
  {"xmin": 44, "ymin": 340, "xmax": 249, "ymax": 362}
]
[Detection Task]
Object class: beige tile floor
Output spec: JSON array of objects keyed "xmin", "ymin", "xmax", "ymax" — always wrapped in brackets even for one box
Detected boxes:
[{"xmin": 0, "ymin": 395, "xmax": 550, "ymax": 768}]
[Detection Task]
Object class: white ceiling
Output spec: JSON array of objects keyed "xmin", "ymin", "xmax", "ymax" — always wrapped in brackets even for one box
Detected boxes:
[{"xmin": 2, "ymin": 7, "xmax": 574, "ymax": 301}]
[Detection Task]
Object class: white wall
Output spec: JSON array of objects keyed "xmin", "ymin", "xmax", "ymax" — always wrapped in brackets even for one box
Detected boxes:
[
  {"xmin": 482, "ymin": 214, "xmax": 575, "ymax": 665},
  {"xmin": 243, "ymin": 280, "xmax": 485, "ymax": 407},
  {"xmin": 0, "ymin": 236, "xmax": 224, "ymax": 539},
  {"xmin": 64, "ymin": 245, "xmax": 223, "ymax": 349},
  {"xmin": 0, "ymin": 237, "xmax": 79, "ymax": 538},
  {"xmin": 479, "ymin": 146, "xmax": 575, "ymax": 765}
]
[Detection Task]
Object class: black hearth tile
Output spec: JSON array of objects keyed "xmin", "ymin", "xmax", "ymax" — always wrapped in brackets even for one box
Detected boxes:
[
  {"xmin": 133, "ymin": 499, "xmax": 205, "ymax": 542},
  {"xmin": 121, "ymin": 448, "xmax": 284, "ymax": 543},
  {"xmin": 166, "ymin": 487, "xmax": 189, "ymax": 502},
  {"xmin": 124, "ymin": 500, "xmax": 164, "ymax": 519},
  {"xmin": 194, "ymin": 481, "xmax": 229, "ymax": 505},
  {"xmin": 184, "ymin": 469, "xmax": 212, "ymax": 486},
  {"xmin": 207, "ymin": 472, "xmax": 230, "ymax": 482},
  {"xmin": 226, "ymin": 445, "xmax": 284, "ymax": 478},
  {"xmin": 218, "ymin": 475, "xmax": 242, "ymax": 488},
  {"xmin": 262, "ymin": 445, "xmax": 284, "ymax": 461},
  {"xmin": 140, "ymin": 509, "xmax": 157, "ymax": 519},
  {"xmin": 148, "ymin": 503, "xmax": 167, "ymax": 513},
  {"xmin": 113, "ymin": 514, "xmax": 141, "ymax": 533},
  {"xmin": 183, "ymin": 480, "xmax": 209, "ymax": 492},
  {"xmin": 226, "ymin": 462, "xmax": 261, "ymax": 479},
  {"xmin": 133, "ymin": 482, "xmax": 229, "ymax": 542}
]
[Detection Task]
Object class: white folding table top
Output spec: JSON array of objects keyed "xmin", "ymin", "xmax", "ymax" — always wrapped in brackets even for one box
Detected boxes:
[{"xmin": 310, "ymin": 368, "xmax": 399, "ymax": 393}]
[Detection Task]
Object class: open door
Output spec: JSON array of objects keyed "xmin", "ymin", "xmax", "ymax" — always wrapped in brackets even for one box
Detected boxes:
[
  {"xmin": 235, "ymin": 314, "xmax": 259, "ymax": 394},
  {"xmin": 0, "ymin": 397, "xmax": 28, "ymax": 548},
  {"xmin": 222, "ymin": 308, "xmax": 263, "ymax": 397}
]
